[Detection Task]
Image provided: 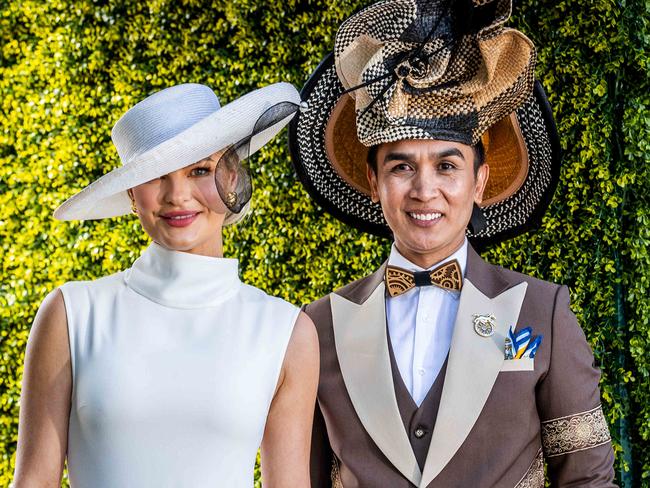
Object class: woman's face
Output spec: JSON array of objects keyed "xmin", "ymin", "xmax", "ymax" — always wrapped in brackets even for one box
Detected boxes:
[{"xmin": 129, "ymin": 152, "xmax": 230, "ymax": 257}]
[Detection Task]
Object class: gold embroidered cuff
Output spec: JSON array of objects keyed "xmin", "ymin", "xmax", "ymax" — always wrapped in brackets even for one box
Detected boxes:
[
  {"xmin": 515, "ymin": 449, "xmax": 545, "ymax": 488},
  {"xmin": 541, "ymin": 405, "xmax": 611, "ymax": 457}
]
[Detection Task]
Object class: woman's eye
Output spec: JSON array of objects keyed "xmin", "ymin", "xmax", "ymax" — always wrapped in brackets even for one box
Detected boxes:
[{"xmin": 191, "ymin": 167, "xmax": 211, "ymax": 176}]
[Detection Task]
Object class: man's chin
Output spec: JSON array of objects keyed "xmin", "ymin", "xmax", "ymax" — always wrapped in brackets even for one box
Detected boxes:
[{"xmin": 397, "ymin": 236, "xmax": 445, "ymax": 256}]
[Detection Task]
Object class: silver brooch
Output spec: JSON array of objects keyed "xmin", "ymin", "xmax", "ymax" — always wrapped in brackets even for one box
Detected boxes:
[{"xmin": 473, "ymin": 313, "xmax": 496, "ymax": 337}]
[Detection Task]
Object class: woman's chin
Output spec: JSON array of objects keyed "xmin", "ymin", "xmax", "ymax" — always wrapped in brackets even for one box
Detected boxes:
[{"xmin": 155, "ymin": 232, "xmax": 203, "ymax": 252}]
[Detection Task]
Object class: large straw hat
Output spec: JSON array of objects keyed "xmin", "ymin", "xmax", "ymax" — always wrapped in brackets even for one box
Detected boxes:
[
  {"xmin": 289, "ymin": 0, "xmax": 560, "ymax": 245},
  {"xmin": 55, "ymin": 82, "xmax": 300, "ymax": 221}
]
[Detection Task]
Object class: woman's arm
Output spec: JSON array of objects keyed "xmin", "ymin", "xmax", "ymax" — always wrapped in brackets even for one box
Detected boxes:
[
  {"xmin": 261, "ymin": 311, "xmax": 319, "ymax": 488},
  {"xmin": 13, "ymin": 289, "xmax": 72, "ymax": 487}
]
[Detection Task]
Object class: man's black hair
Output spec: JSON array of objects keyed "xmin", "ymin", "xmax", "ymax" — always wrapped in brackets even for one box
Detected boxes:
[{"xmin": 366, "ymin": 140, "xmax": 485, "ymax": 176}]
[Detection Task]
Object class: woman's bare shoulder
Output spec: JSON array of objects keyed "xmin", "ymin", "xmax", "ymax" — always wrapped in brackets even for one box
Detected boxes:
[
  {"xmin": 27, "ymin": 288, "xmax": 70, "ymax": 362},
  {"xmin": 284, "ymin": 312, "xmax": 319, "ymax": 372}
]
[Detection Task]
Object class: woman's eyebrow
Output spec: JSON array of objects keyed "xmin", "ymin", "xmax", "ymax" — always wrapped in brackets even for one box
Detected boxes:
[{"xmin": 194, "ymin": 157, "xmax": 214, "ymax": 166}]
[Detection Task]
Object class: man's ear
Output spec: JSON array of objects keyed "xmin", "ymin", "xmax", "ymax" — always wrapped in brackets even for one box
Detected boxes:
[
  {"xmin": 367, "ymin": 165, "xmax": 380, "ymax": 203},
  {"xmin": 474, "ymin": 164, "xmax": 490, "ymax": 204}
]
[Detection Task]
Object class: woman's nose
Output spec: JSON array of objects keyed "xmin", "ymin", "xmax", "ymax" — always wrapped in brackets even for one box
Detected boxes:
[{"xmin": 161, "ymin": 173, "xmax": 193, "ymax": 205}]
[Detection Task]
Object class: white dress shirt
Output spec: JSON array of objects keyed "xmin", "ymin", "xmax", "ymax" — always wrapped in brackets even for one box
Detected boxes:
[{"xmin": 386, "ymin": 239, "xmax": 468, "ymax": 406}]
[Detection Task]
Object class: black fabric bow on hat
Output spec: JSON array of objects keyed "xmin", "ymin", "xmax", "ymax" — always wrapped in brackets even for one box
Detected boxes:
[
  {"xmin": 344, "ymin": 0, "xmax": 512, "ymax": 106},
  {"xmin": 335, "ymin": 0, "xmax": 534, "ymax": 146}
]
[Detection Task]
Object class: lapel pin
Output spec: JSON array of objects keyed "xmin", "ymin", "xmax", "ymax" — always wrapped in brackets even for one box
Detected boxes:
[
  {"xmin": 473, "ymin": 313, "xmax": 496, "ymax": 337},
  {"xmin": 504, "ymin": 337, "xmax": 514, "ymax": 359}
]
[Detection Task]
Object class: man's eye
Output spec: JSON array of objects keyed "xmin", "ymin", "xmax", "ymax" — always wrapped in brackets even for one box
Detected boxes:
[
  {"xmin": 439, "ymin": 161, "xmax": 455, "ymax": 171},
  {"xmin": 392, "ymin": 163, "xmax": 413, "ymax": 172}
]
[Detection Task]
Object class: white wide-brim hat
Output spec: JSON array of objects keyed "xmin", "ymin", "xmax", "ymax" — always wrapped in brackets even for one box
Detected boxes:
[{"xmin": 54, "ymin": 82, "xmax": 301, "ymax": 221}]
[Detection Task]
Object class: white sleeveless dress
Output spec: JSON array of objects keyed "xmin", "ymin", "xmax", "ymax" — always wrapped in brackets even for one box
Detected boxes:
[{"xmin": 60, "ymin": 243, "xmax": 299, "ymax": 488}]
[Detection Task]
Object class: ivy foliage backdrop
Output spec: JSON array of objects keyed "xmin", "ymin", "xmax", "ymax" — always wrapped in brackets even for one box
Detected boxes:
[{"xmin": 0, "ymin": 0, "xmax": 648, "ymax": 486}]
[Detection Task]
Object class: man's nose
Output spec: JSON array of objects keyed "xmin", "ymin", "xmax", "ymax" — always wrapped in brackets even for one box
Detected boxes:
[{"xmin": 410, "ymin": 168, "xmax": 440, "ymax": 201}]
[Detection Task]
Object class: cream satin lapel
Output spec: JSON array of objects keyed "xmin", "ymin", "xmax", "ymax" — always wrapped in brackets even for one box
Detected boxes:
[
  {"xmin": 331, "ymin": 282, "xmax": 422, "ymax": 486},
  {"xmin": 420, "ymin": 279, "xmax": 528, "ymax": 487}
]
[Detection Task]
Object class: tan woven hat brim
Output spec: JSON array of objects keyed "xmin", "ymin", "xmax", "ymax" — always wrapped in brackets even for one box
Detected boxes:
[{"xmin": 325, "ymin": 92, "xmax": 529, "ymax": 205}]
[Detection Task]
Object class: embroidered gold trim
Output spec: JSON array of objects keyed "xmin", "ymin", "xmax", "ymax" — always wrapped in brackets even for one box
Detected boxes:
[
  {"xmin": 541, "ymin": 405, "xmax": 611, "ymax": 457},
  {"xmin": 331, "ymin": 455, "xmax": 343, "ymax": 488},
  {"xmin": 514, "ymin": 449, "xmax": 545, "ymax": 488}
]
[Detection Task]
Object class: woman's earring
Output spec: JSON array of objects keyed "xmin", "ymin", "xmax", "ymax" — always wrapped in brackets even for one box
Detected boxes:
[
  {"xmin": 130, "ymin": 199, "xmax": 138, "ymax": 214},
  {"xmin": 225, "ymin": 191, "xmax": 238, "ymax": 208}
]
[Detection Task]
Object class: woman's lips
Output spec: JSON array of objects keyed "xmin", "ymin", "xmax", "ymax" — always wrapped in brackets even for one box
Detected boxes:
[{"xmin": 160, "ymin": 211, "xmax": 200, "ymax": 228}]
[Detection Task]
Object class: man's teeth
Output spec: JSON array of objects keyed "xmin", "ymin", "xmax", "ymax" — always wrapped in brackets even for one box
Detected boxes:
[{"xmin": 409, "ymin": 212, "xmax": 442, "ymax": 221}]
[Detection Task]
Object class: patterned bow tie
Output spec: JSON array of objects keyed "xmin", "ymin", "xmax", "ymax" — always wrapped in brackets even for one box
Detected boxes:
[{"xmin": 385, "ymin": 260, "xmax": 463, "ymax": 298}]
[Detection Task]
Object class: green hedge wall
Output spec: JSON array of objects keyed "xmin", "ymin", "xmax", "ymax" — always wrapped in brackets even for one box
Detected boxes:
[{"xmin": 0, "ymin": 0, "xmax": 648, "ymax": 486}]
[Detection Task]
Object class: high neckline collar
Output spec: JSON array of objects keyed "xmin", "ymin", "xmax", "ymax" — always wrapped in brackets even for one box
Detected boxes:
[
  {"xmin": 388, "ymin": 239, "xmax": 468, "ymax": 276},
  {"xmin": 124, "ymin": 242, "xmax": 241, "ymax": 309}
]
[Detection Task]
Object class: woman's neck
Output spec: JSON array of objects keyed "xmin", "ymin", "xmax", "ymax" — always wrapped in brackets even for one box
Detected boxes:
[{"xmin": 153, "ymin": 235, "xmax": 224, "ymax": 258}]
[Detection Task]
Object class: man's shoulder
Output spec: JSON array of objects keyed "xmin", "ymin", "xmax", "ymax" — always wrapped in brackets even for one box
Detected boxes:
[
  {"xmin": 305, "ymin": 271, "xmax": 380, "ymax": 320},
  {"xmin": 484, "ymin": 260, "xmax": 562, "ymax": 299}
]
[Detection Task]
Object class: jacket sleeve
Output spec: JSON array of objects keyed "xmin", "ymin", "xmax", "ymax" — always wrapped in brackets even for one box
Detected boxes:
[
  {"xmin": 303, "ymin": 303, "xmax": 334, "ymax": 488},
  {"xmin": 536, "ymin": 285, "xmax": 616, "ymax": 487},
  {"xmin": 310, "ymin": 400, "xmax": 334, "ymax": 488}
]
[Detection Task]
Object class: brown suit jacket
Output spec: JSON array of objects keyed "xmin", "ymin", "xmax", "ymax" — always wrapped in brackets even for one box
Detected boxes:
[{"xmin": 306, "ymin": 246, "xmax": 616, "ymax": 487}]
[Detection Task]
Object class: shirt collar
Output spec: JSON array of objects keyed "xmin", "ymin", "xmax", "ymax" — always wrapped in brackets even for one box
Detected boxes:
[{"xmin": 387, "ymin": 238, "xmax": 468, "ymax": 277}]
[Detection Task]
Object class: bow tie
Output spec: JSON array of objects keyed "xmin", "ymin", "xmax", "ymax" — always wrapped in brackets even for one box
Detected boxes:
[{"xmin": 385, "ymin": 260, "xmax": 463, "ymax": 297}]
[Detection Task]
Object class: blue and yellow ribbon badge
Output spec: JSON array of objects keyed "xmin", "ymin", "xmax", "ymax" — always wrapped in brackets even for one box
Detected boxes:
[{"xmin": 505, "ymin": 325, "xmax": 543, "ymax": 360}]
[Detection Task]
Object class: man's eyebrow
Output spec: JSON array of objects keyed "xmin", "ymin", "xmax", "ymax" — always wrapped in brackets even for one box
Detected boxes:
[
  {"xmin": 382, "ymin": 147, "xmax": 466, "ymax": 164},
  {"xmin": 431, "ymin": 148, "xmax": 465, "ymax": 160},
  {"xmin": 382, "ymin": 152, "xmax": 415, "ymax": 164}
]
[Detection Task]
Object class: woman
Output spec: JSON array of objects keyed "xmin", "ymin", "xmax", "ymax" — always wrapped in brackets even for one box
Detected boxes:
[{"xmin": 13, "ymin": 82, "xmax": 318, "ymax": 487}]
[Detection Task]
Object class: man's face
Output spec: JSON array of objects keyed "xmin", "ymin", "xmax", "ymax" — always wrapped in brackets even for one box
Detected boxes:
[{"xmin": 368, "ymin": 139, "xmax": 489, "ymax": 267}]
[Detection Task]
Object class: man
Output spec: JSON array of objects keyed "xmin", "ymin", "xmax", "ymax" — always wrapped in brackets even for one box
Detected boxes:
[{"xmin": 289, "ymin": 0, "xmax": 616, "ymax": 486}]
